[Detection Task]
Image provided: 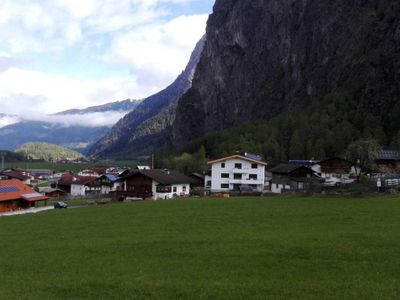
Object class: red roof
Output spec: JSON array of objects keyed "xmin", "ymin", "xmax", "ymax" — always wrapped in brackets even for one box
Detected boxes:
[{"xmin": 0, "ymin": 179, "xmax": 48, "ymax": 203}]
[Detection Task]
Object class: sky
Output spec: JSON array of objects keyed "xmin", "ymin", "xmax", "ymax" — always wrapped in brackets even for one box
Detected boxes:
[{"xmin": 0, "ymin": 0, "xmax": 214, "ymax": 120}]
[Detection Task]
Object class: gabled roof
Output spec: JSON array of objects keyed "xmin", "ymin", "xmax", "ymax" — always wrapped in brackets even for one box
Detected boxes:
[
  {"xmin": 0, "ymin": 179, "xmax": 48, "ymax": 202},
  {"xmin": 207, "ymin": 154, "xmax": 268, "ymax": 166},
  {"xmin": 269, "ymin": 164, "xmax": 312, "ymax": 175},
  {"xmin": 124, "ymin": 169, "xmax": 196, "ymax": 185},
  {"xmin": 0, "ymin": 170, "xmax": 31, "ymax": 181},
  {"xmin": 377, "ymin": 150, "xmax": 400, "ymax": 160}
]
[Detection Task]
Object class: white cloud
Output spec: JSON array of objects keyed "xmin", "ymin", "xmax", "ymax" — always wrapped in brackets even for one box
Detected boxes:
[{"xmin": 0, "ymin": 0, "xmax": 211, "ymax": 119}]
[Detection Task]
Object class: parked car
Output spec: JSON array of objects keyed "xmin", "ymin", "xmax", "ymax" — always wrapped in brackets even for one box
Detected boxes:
[{"xmin": 54, "ymin": 201, "xmax": 68, "ymax": 209}]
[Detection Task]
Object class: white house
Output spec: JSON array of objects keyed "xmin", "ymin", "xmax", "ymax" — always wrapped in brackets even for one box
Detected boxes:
[
  {"xmin": 70, "ymin": 176, "xmax": 100, "ymax": 197},
  {"xmin": 207, "ymin": 153, "xmax": 268, "ymax": 193},
  {"xmin": 121, "ymin": 169, "xmax": 194, "ymax": 200},
  {"xmin": 96, "ymin": 174, "xmax": 123, "ymax": 194}
]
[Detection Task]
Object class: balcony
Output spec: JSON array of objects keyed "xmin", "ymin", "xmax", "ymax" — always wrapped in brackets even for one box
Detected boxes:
[
  {"xmin": 232, "ymin": 168, "xmax": 251, "ymax": 174},
  {"xmin": 229, "ymin": 179, "xmax": 264, "ymax": 185}
]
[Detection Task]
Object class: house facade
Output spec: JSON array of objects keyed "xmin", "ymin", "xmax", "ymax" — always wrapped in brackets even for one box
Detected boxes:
[
  {"xmin": 119, "ymin": 169, "xmax": 193, "ymax": 200},
  {"xmin": 0, "ymin": 179, "xmax": 48, "ymax": 212},
  {"xmin": 311, "ymin": 158, "xmax": 357, "ymax": 186},
  {"xmin": 70, "ymin": 177, "xmax": 100, "ymax": 197},
  {"xmin": 269, "ymin": 164, "xmax": 318, "ymax": 194},
  {"xmin": 207, "ymin": 154, "xmax": 268, "ymax": 193}
]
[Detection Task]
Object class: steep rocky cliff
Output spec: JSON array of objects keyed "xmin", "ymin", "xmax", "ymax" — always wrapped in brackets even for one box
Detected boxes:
[
  {"xmin": 88, "ymin": 36, "xmax": 206, "ymax": 159},
  {"xmin": 172, "ymin": 0, "xmax": 400, "ymax": 148}
]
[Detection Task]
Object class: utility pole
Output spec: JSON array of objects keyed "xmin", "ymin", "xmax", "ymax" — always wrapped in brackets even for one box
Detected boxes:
[{"xmin": 0, "ymin": 152, "xmax": 5, "ymax": 170}]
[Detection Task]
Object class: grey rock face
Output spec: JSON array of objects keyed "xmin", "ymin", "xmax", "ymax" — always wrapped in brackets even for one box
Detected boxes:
[{"xmin": 172, "ymin": 0, "xmax": 400, "ymax": 147}]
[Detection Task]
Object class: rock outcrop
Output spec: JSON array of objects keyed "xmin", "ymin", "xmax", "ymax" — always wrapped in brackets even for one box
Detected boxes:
[{"xmin": 172, "ymin": 0, "xmax": 400, "ymax": 148}]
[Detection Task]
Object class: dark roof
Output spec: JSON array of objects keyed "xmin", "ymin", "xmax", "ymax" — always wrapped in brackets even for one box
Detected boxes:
[
  {"xmin": 125, "ymin": 169, "xmax": 196, "ymax": 185},
  {"xmin": 0, "ymin": 170, "xmax": 30, "ymax": 181},
  {"xmin": 289, "ymin": 160, "xmax": 319, "ymax": 166},
  {"xmin": 377, "ymin": 150, "xmax": 400, "ymax": 160},
  {"xmin": 243, "ymin": 152, "xmax": 263, "ymax": 161},
  {"xmin": 269, "ymin": 164, "xmax": 310, "ymax": 175}
]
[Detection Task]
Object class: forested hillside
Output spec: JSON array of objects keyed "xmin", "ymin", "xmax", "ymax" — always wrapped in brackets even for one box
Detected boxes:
[{"xmin": 15, "ymin": 142, "xmax": 85, "ymax": 162}]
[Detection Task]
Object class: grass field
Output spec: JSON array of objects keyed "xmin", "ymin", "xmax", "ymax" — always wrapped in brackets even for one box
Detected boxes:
[{"xmin": 1, "ymin": 196, "xmax": 400, "ymax": 299}]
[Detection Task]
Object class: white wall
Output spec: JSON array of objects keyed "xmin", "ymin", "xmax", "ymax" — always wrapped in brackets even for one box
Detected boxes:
[
  {"xmin": 271, "ymin": 183, "xmax": 291, "ymax": 194},
  {"xmin": 153, "ymin": 181, "xmax": 191, "ymax": 200},
  {"xmin": 210, "ymin": 158, "xmax": 265, "ymax": 192}
]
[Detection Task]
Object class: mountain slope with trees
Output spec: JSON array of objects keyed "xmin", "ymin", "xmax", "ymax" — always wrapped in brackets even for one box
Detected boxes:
[{"xmin": 15, "ymin": 142, "xmax": 85, "ymax": 162}]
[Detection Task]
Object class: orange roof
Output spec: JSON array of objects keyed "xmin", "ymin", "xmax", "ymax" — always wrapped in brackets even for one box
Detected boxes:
[{"xmin": 0, "ymin": 179, "xmax": 48, "ymax": 202}]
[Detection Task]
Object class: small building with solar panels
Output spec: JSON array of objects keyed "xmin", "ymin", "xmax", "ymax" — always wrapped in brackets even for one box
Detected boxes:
[{"xmin": 0, "ymin": 179, "xmax": 49, "ymax": 213}]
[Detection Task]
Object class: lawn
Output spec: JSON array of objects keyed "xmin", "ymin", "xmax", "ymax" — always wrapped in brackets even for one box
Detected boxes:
[{"xmin": 0, "ymin": 196, "xmax": 399, "ymax": 299}]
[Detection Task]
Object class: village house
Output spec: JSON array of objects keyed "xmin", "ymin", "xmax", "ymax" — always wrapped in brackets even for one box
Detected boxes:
[
  {"xmin": 96, "ymin": 174, "xmax": 123, "ymax": 194},
  {"xmin": 269, "ymin": 164, "xmax": 319, "ymax": 194},
  {"xmin": 0, "ymin": 179, "xmax": 48, "ymax": 213},
  {"xmin": 28, "ymin": 169, "xmax": 54, "ymax": 180},
  {"xmin": 207, "ymin": 153, "xmax": 268, "ymax": 193},
  {"xmin": 118, "ymin": 169, "xmax": 194, "ymax": 200},
  {"xmin": 78, "ymin": 168, "xmax": 106, "ymax": 177},
  {"xmin": 0, "ymin": 168, "xmax": 32, "ymax": 185},
  {"xmin": 70, "ymin": 176, "xmax": 100, "ymax": 197},
  {"xmin": 375, "ymin": 150, "xmax": 400, "ymax": 173},
  {"xmin": 310, "ymin": 158, "xmax": 357, "ymax": 186}
]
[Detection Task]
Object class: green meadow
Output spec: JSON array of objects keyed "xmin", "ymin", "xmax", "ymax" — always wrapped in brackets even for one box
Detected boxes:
[{"xmin": 0, "ymin": 196, "xmax": 400, "ymax": 299}]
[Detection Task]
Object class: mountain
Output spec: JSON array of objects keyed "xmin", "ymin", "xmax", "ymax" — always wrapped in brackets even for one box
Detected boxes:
[
  {"xmin": 56, "ymin": 99, "xmax": 140, "ymax": 115},
  {"xmin": 0, "ymin": 99, "xmax": 140, "ymax": 153},
  {"xmin": 171, "ymin": 0, "xmax": 400, "ymax": 158},
  {"xmin": 87, "ymin": 35, "xmax": 206, "ymax": 159},
  {"xmin": 15, "ymin": 142, "xmax": 84, "ymax": 162}
]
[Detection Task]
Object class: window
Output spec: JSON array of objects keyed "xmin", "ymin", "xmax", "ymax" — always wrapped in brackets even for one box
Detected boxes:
[
  {"xmin": 183, "ymin": 186, "xmax": 187, "ymax": 192},
  {"xmin": 206, "ymin": 180, "xmax": 211, "ymax": 187},
  {"xmin": 173, "ymin": 186, "xmax": 177, "ymax": 193},
  {"xmin": 221, "ymin": 183, "xmax": 229, "ymax": 189},
  {"xmin": 234, "ymin": 163, "xmax": 242, "ymax": 169},
  {"xmin": 221, "ymin": 173, "xmax": 229, "ymax": 178},
  {"xmin": 251, "ymin": 163, "xmax": 258, "ymax": 169},
  {"xmin": 221, "ymin": 162, "xmax": 225, "ymax": 168},
  {"xmin": 156, "ymin": 186, "xmax": 172, "ymax": 193},
  {"xmin": 249, "ymin": 174, "xmax": 258, "ymax": 180},
  {"xmin": 233, "ymin": 173, "xmax": 242, "ymax": 180}
]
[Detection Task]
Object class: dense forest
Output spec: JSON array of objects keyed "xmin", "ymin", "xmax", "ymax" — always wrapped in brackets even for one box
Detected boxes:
[{"xmin": 156, "ymin": 91, "xmax": 399, "ymax": 172}]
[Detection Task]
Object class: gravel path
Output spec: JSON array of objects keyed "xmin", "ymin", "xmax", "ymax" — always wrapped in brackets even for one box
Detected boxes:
[{"xmin": 0, "ymin": 206, "xmax": 54, "ymax": 217}]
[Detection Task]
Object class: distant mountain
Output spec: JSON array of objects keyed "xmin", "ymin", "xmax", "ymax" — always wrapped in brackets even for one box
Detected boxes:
[
  {"xmin": 87, "ymin": 35, "xmax": 206, "ymax": 159},
  {"xmin": 0, "ymin": 99, "xmax": 140, "ymax": 153},
  {"xmin": 15, "ymin": 142, "xmax": 84, "ymax": 162},
  {"xmin": 57, "ymin": 99, "xmax": 141, "ymax": 115}
]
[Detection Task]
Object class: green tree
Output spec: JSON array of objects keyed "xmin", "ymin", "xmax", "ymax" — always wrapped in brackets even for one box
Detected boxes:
[{"xmin": 345, "ymin": 139, "xmax": 381, "ymax": 176}]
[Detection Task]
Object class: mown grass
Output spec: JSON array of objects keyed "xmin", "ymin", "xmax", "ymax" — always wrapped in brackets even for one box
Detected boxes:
[{"xmin": 0, "ymin": 196, "xmax": 400, "ymax": 299}]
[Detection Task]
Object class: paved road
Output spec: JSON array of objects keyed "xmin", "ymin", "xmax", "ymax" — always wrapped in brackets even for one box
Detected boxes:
[{"xmin": 0, "ymin": 206, "xmax": 54, "ymax": 217}]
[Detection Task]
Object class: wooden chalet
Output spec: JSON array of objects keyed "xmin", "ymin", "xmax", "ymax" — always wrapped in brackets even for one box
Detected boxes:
[
  {"xmin": 375, "ymin": 150, "xmax": 400, "ymax": 173},
  {"xmin": 0, "ymin": 179, "xmax": 48, "ymax": 213},
  {"xmin": 269, "ymin": 164, "xmax": 319, "ymax": 193},
  {"xmin": 117, "ymin": 169, "xmax": 195, "ymax": 200}
]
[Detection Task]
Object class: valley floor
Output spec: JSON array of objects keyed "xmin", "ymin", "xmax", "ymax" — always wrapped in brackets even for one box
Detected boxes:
[{"xmin": 0, "ymin": 196, "xmax": 399, "ymax": 299}]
